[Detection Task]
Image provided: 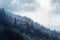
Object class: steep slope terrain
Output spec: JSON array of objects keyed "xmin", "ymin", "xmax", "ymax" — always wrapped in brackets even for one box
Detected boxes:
[{"xmin": 0, "ymin": 8, "xmax": 60, "ymax": 40}]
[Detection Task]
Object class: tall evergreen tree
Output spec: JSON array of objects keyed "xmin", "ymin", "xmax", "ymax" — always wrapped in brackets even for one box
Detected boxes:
[
  {"xmin": 13, "ymin": 17, "xmax": 17, "ymax": 29},
  {"xmin": 0, "ymin": 8, "xmax": 5, "ymax": 25}
]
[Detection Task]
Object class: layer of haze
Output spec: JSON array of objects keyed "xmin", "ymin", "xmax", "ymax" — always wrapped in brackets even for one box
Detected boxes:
[{"xmin": 0, "ymin": 0, "xmax": 60, "ymax": 31}]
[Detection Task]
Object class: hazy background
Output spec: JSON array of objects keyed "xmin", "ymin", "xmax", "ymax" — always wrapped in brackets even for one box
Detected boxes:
[{"xmin": 0, "ymin": 0, "xmax": 60, "ymax": 31}]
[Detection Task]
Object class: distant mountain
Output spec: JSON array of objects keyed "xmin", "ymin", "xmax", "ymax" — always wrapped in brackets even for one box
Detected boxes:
[{"xmin": 0, "ymin": 8, "xmax": 60, "ymax": 40}]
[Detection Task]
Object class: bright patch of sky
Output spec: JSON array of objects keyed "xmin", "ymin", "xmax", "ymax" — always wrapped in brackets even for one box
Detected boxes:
[{"xmin": 0, "ymin": 0, "xmax": 60, "ymax": 31}]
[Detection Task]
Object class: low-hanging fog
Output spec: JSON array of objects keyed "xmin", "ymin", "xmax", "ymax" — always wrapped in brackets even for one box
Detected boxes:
[{"xmin": 0, "ymin": 0, "xmax": 60, "ymax": 31}]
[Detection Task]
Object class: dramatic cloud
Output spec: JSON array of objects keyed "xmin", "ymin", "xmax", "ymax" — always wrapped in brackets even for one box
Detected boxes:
[
  {"xmin": 1, "ymin": 0, "xmax": 37, "ymax": 12},
  {"xmin": 0, "ymin": 0, "xmax": 60, "ymax": 31},
  {"xmin": 51, "ymin": 0, "xmax": 60, "ymax": 14},
  {"xmin": 0, "ymin": 0, "xmax": 38, "ymax": 12},
  {"xmin": 17, "ymin": 0, "xmax": 60, "ymax": 31}
]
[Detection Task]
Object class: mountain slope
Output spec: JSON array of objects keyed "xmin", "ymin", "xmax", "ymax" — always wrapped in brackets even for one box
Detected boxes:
[{"xmin": 0, "ymin": 8, "xmax": 60, "ymax": 40}]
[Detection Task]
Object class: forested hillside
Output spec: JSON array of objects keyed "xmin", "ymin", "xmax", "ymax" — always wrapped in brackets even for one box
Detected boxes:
[{"xmin": 0, "ymin": 8, "xmax": 60, "ymax": 40}]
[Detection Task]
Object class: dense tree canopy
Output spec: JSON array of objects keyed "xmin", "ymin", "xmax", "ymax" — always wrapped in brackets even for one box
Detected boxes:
[{"xmin": 0, "ymin": 8, "xmax": 60, "ymax": 40}]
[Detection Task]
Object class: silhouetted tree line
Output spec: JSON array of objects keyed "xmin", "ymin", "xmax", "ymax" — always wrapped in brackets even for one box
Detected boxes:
[
  {"xmin": 0, "ymin": 8, "xmax": 24, "ymax": 40},
  {"xmin": 0, "ymin": 8, "xmax": 60, "ymax": 40}
]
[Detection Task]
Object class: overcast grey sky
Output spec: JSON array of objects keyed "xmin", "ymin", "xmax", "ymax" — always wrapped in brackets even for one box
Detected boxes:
[{"xmin": 0, "ymin": 0, "xmax": 60, "ymax": 31}]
